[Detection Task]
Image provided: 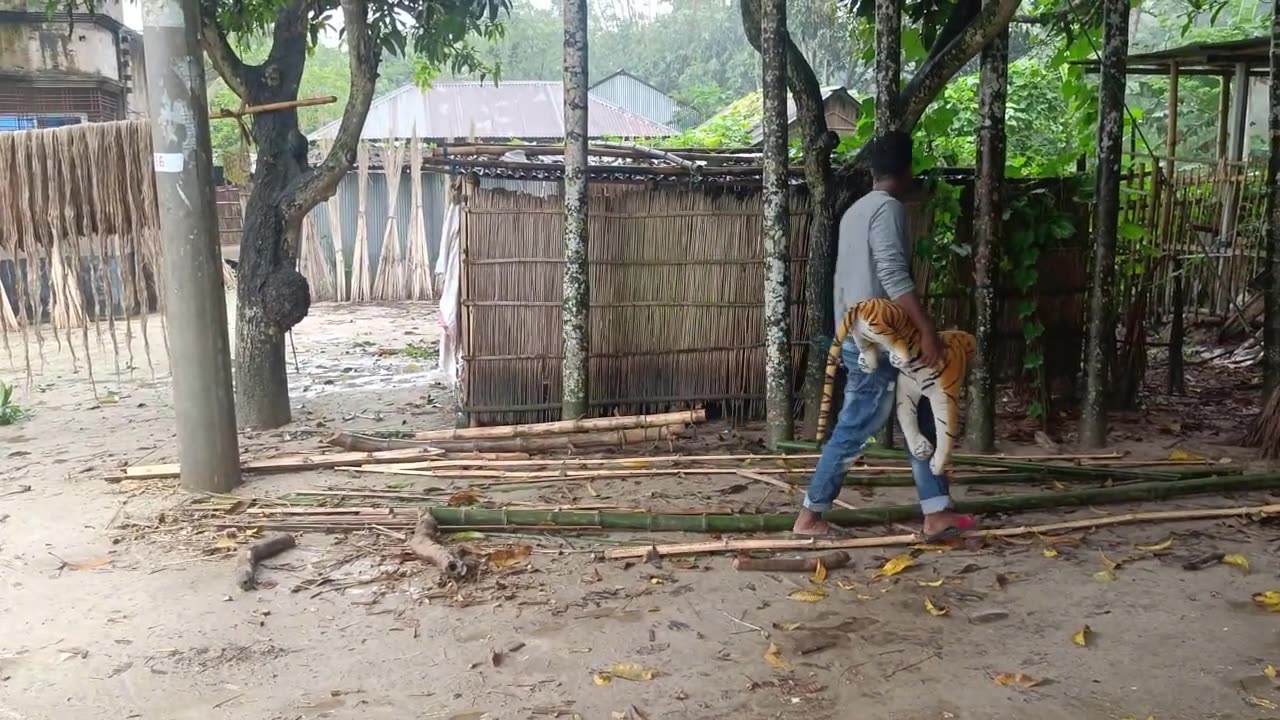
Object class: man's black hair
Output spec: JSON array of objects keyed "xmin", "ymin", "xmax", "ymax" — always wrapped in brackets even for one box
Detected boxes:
[{"xmin": 868, "ymin": 131, "xmax": 913, "ymax": 180}]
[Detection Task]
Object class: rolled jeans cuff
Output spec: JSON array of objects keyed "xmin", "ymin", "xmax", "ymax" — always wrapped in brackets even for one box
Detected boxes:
[
  {"xmin": 803, "ymin": 496, "xmax": 832, "ymax": 513},
  {"xmin": 920, "ymin": 495, "xmax": 952, "ymax": 515}
]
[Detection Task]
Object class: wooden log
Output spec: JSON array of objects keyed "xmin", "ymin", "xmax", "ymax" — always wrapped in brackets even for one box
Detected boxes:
[
  {"xmin": 733, "ymin": 550, "xmax": 851, "ymax": 572},
  {"xmin": 608, "ymin": 503, "xmax": 1280, "ymax": 559},
  {"xmin": 326, "ymin": 425, "xmax": 687, "ymax": 453},
  {"xmin": 233, "ymin": 533, "xmax": 296, "ymax": 590},
  {"xmin": 104, "ymin": 447, "xmax": 446, "ymax": 481},
  {"xmin": 409, "ymin": 512, "xmax": 466, "ymax": 578},
  {"xmin": 399, "ymin": 409, "xmax": 705, "ymax": 441}
]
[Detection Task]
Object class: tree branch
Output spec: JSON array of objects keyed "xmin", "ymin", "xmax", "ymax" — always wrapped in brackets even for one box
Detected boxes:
[
  {"xmin": 199, "ymin": 8, "xmax": 253, "ymax": 99},
  {"xmin": 897, "ymin": 0, "xmax": 1023, "ymax": 133},
  {"xmin": 281, "ymin": 0, "xmax": 379, "ymax": 225},
  {"xmin": 1014, "ymin": 0, "xmax": 1100, "ymax": 24}
]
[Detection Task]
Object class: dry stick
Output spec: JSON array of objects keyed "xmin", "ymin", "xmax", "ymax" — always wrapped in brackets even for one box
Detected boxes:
[
  {"xmin": 408, "ymin": 511, "xmax": 466, "ymax": 579},
  {"xmin": 737, "ymin": 469, "xmax": 857, "ymax": 510},
  {"xmin": 605, "ymin": 503, "xmax": 1280, "ymax": 559},
  {"xmin": 732, "ymin": 550, "xmax": 851, "ymax": 572},
  {"xmin": 208, "ymin": 95, "xmax": 337, "ymax": 119},
  {"xmin": 382, "ymin": 452, "xmax": 823, "ymax": 470},
  {"xmin": 234, "ymin": 533, "xmax": 296, "ymax": 591}
]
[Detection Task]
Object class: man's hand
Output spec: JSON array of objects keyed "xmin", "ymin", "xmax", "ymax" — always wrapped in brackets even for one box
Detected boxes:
[{"xmin": 919, "ymin": 331, "xmax": 945, "ymax": 370}]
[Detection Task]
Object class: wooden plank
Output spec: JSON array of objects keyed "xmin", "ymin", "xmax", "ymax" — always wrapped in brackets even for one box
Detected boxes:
[{"xmin": 104, "ymin": 447, "xmax": 446, "ymax": 482}]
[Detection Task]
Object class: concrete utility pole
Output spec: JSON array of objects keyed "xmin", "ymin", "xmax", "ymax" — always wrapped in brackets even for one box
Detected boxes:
[{"xmin": 142, "ymin": 0, "xmax": 241, "ymax": 491}]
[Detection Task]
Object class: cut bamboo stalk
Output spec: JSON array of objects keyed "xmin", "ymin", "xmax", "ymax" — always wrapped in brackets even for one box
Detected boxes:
[
  {"xmin": 328, "ymin": 425, "xmax": 687, "ymax": 453},
  {"xmin": 319, "ymin": 139, "xmax": 347, "ymax": 302},
  {"xmin": 733, "ymin": 550, "xmax": 851, "ymax": 572},
  {"xmin": 415, "ymin": 472, "xmax": 1280, "ymax": 534},
  {"xmin": 349, "ymin": 143, "xmax": 372, "ymax": 302},
  {"xmin": 399, "ymin": 409, "xmax": 706, "ymax": 441},
  {"xmin": 609, "ymin": 503, "xmax": 1280, "ymax": 559},
  {"xmin": 372, "ymin": 142, "xmax": 407, "ymax": 300},
  {"xmin": 405, "ymin": 132, "xmax": 434, "ymax": 300},
  {"xmin": 380, "ymin": 452, "xmax": 823, "ymax": 470},
  {"xmin": 737, "ymin": 469, "xmax": 856, "ymax": 510},
  {"xmin": 104, "ymin": 447, "xmax": 446, "ymax": 481}
]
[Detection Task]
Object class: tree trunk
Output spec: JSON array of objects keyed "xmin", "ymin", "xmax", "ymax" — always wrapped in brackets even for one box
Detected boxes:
[
  {"xmin": 760, "ymin": 0, "xmax": 793, "ymax": 449},
  {"xmin": 737, "ymin": 0, "xmax": 838, "ymax": 440},
  {"xmin": 1081, "ymin": 0, "xmax": 1130, "ymax": 448},
  {"xmin": 1265, "ymin": 5, "xmax": 1280, "ymax": 399},
  {"xmin": 967, "ymin": 19, "xmax": 1008, "ymax": 453},
  {"xmin": 874, "ymin": 0, "xmax": 901, "ymax": 131},
  {"xmin": 233, "ymin": 35, "xmax": 313, "ymax": 429},
  {"xmin": 561, "ymin": 0, "xmax": 590, "ymax": 420}
]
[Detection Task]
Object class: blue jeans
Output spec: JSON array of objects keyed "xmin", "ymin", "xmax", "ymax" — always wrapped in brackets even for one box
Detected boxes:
[{"xmin": 803, "ymin": 343, "xmax": 952, "ymax": 514}]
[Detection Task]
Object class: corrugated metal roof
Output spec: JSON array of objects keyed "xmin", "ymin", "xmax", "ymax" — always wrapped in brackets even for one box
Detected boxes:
[{"xmin": 310, "ymin": 81, "xmax": 675, "ymax": 141}]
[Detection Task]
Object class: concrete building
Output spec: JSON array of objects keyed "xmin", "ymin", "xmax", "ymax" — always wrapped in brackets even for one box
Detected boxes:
[{"xmin": 0, "ymin": 0, "xmax": 146, "ymax": 129}]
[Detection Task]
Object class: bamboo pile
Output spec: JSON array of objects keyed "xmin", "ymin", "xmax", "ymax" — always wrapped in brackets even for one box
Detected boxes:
[
  {"xmin": 405, "ymin": 136, "xmax": 434, "ymax": 300},
  {"xmin": 0, "ymin": 120, "xmax": 162, "ymax": 381},
  {"xmin": 348, "ymin": 144, "xmax": 373, "ymax": 302},
  {"xmin": 372, "ymin": 143, "xmax": 408, "ymax": 300}
]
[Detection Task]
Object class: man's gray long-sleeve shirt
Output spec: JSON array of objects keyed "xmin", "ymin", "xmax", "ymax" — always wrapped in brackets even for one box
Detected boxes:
[{"xmin": 832, "ymin": 190, "xmax": 915, "ymax": 323}]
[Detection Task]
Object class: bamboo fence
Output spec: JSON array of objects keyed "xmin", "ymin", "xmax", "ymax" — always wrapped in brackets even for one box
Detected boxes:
[{"xmin": 0, "ymin": 120, "xmax": 162, "ymax": 382}]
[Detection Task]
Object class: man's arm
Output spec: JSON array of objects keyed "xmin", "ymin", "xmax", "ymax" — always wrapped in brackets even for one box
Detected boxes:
[{"xmin": 869, "ymin": 201, "xmax": 944, "ymax": 368}]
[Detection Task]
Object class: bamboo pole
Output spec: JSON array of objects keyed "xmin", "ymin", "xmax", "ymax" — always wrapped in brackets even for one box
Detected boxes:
[
  {"xmin": 326, "ymin": 425, "xmax": 686, "ymax": 453},
  {"xmin": 610, "ymin": 503, "xmax": 1280, "ymax": 559},
  {"xmin": 349, "ymin": 143, "xmax": 372, "ymax": 302},
  {"xmin": 394, "ymin": 409, "xmax": 705, "ymax": 441},
  {"xmin": 372, "ymin": 142, "xmax": 408, "ymax": 300},
  {"xmin": 319, "ymin": 139, "xmax": 347, "ymax": 302},
  {"xmin": 209, "ymin": 95, "xmax": 337, "ymax": 120},
  {"xmin": 419, "ymin": 472, "xmax": 1280, "ymax": 533}
]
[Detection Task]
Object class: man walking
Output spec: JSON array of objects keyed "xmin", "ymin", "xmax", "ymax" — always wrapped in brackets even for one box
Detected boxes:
[{"xmin": 791, "ymin": 131, "xmax": 977, "ymax": 541}]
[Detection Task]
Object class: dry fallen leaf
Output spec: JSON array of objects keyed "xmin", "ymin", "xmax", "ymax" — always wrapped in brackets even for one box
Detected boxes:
[
  {"xmin": 603, "ymin": 663, "xmax": 657, "ymax": 682},
  {"xmin": 916, "ymin": 578, "xmax": 945, "ymax": 587},
  {"xmin": 593, "ymin": 673, "xmax": 612, "ymax": 686},
  {"xmin": 812, "ymin": 560, "xmax": 827, "ymax": 585},
  {"xmin": 1168, "ymin": 448, "xmax": 1207, "ymax": 462},
  {"xmin": 1266, "ymin": 664, "xmax": 1278, "ymax": 680},
  {"xmin": 1254, "ymin": 591, "xmax": 1280, "ymax": 612},
  {"xmin": 486, "ymin": 545, "xmax": 533, "ymax": 569},
  {"xmin": 775, "ymin": 622, "xmax": 803, "ymax": 632},
  {"xmin": 924, "ymin": 597, "xmax": 948, "ymax": 617},
  {"xmin": 1042, "ymin": 547, "xmax": 1059, "ymax": 559},
  {"xmin": 1136, "ymin": 537, "xmax": 1174, "ymax": 552},
  {"xmin": 835, "ymin": 578, "xmax": 859, "ymax": 591},
  {"xmin": 1246, "ymin": 696, "xmax": 1278, "ymax": 710},
  {"xmin": 1093, "ymin": 569, "xmax": 1116, "ymax": 583},
  {"xmin": 1072, "ymin": 625, "xmax": 1092, "ymax": 647},
  {"xmin": 993, "ymin": 672, "xmax": 1041, "ymax": 689},
  {"xmin": 874, "ymin": 554, "xmax": 915, "ymax": 578},
  {"xmin": 788, "ymin": 589, "xmax": 827, "ymax": 603},
  {"xmin": 1100, "ymin": 552, "xmax": 1119, "ymax": 571},
  {"xmin": 447, "ymin": 490, "xmax": 482, "ymax": 506},
  {"xmin": 911, "ymin": 543, "xmax": 953, "ymax": 552},
  {"xmin": 764, "ymin": 642, "xmax": 792, "ymax": 672},
  {"xmin": 1222, "ymin": 554, "xmax": 1250, "ymax": 575}
]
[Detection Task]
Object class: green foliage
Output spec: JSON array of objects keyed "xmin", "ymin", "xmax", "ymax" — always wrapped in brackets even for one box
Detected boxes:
[
  {"xmin": 662, "ymin": 91, "xmax": 760, "ymax": 148},
  {"xmin": 0, "ymin": 382, "xmax": 28, "ymax": 426}
]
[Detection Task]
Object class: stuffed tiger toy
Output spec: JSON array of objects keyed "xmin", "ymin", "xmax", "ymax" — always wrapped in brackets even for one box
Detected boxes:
[{"xmin": 815, "ymin": 298, "xmax": 978, "ymax": 476}]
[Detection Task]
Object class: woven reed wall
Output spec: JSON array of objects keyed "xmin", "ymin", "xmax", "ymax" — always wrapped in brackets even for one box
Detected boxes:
[{"xmin": 458, "ymin": 182, "xmax": 936, "ymax": 425}]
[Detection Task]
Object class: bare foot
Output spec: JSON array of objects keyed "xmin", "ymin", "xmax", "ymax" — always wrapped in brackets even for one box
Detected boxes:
[
  {"xmin": 921, "ymin": 511, "xmax": 977, "ymax": 538},
  {"xmin": 792, "ymin": 508, "xmax": 831, "ymax": 536}
]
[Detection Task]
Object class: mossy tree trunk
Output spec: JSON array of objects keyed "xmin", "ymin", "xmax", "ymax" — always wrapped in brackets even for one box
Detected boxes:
[
  {"xmin": 760, "ymin": 0, "xmax": 793, "ymax": 449},
  {"xmin": 561, "ymin": 0, "xmax": 590, "ymax": 421}
]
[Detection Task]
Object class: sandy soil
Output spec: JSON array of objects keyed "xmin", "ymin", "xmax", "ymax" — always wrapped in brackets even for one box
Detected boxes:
[{"xmin": 3, "ymin": 298, "xmax": 1280, "ymax": 720}]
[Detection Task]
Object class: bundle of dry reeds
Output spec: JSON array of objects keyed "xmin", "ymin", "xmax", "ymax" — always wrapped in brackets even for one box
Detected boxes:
[
  {"xmin": 319, "ymin": 140, "xmax": 347, "ymax": 302},
  {"xmin": 372, "ymin": 142, "xmax": 408, "ymax": 300},
  {"xmin": 299, "ymin": 214, "xmax": 336, "ymax": 301},
  {"xmin": 348, "ymin": 144, "xmax": 373, "ymax": 302},
  {"xmin": 404, "ymin": 135, "xmax": 434, "ymax": 300},
  {"xmin": 0, "ymin": 120, "xmax": 161, "ymax": 382}
]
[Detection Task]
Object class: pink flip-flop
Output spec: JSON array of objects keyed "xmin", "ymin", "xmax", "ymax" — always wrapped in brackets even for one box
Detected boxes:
[{"xmin": 922, "ymin": 514, "xmax": 979, "ymax": 543}]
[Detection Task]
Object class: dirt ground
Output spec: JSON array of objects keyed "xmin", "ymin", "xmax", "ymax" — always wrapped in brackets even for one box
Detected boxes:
[{"xmin": 4, "ymin": 298, "xmax": 1280, "ymax": 720}]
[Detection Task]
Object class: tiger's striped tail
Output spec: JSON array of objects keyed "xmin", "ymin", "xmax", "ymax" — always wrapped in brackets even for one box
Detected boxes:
[{"xmin": 814, "ymin": 305, "xmax": 859, "ymax": 443}]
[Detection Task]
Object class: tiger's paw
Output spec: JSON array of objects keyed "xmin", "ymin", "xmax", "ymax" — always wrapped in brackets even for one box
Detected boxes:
[
  {"xmin": 909, "ymin": 438, "xmax": 934, "ymax": 461},
  {"xmin": 856, "ymin": 352, "xmax": 878, "ymax": 373},
  {"xmin": 929, "ymin": 456, "xmax": 948, "ymax": 476},
  {"xmin": 887, "ymin": 352, "xmax": 908, "ymax": 369}
]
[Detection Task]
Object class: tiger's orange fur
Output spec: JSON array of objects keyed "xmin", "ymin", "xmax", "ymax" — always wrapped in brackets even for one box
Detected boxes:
[{"xmin": 815, "ymin": 298, "xmax": 977, "ymax": 475}]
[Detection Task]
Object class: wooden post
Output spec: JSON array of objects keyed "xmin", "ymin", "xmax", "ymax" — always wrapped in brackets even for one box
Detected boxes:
[
  {"xmin": 874, "ymin": 0, "xmax": 901, "ymax": 132},
  {"xmin": 1081, "ymin": 0, "xmax": 1130, "ymax": 449},
  {"xmin": 967, "ymin": 16, "xmax": 1009, "ymax": 453},
  {"xmin": 1219, "ymin": 62, "xmax": 1250, "ymax": 249},
  {"xmin": 761, "ymin": 0, "xmax": 793, "ymax": 449},
  {"xmin": 1168, "ymin": 256, "xmax": 1186, "ymax": 396},
  {"xmin": 1264, "ymin": 7, "xmax": 1280, "ymax": 399},
  {"xmin": 561, "ymin": 0, "xmax": 590, "ymax": 421},
  {"xmin": 1216, "ymin": 74, "xmax": 1231, "ymax": 163}
]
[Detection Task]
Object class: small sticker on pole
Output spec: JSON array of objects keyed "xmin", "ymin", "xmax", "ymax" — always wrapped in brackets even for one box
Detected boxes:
[{"xmin": 154, "ymin": 153, "xmax": 185, "ymax": 174}]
